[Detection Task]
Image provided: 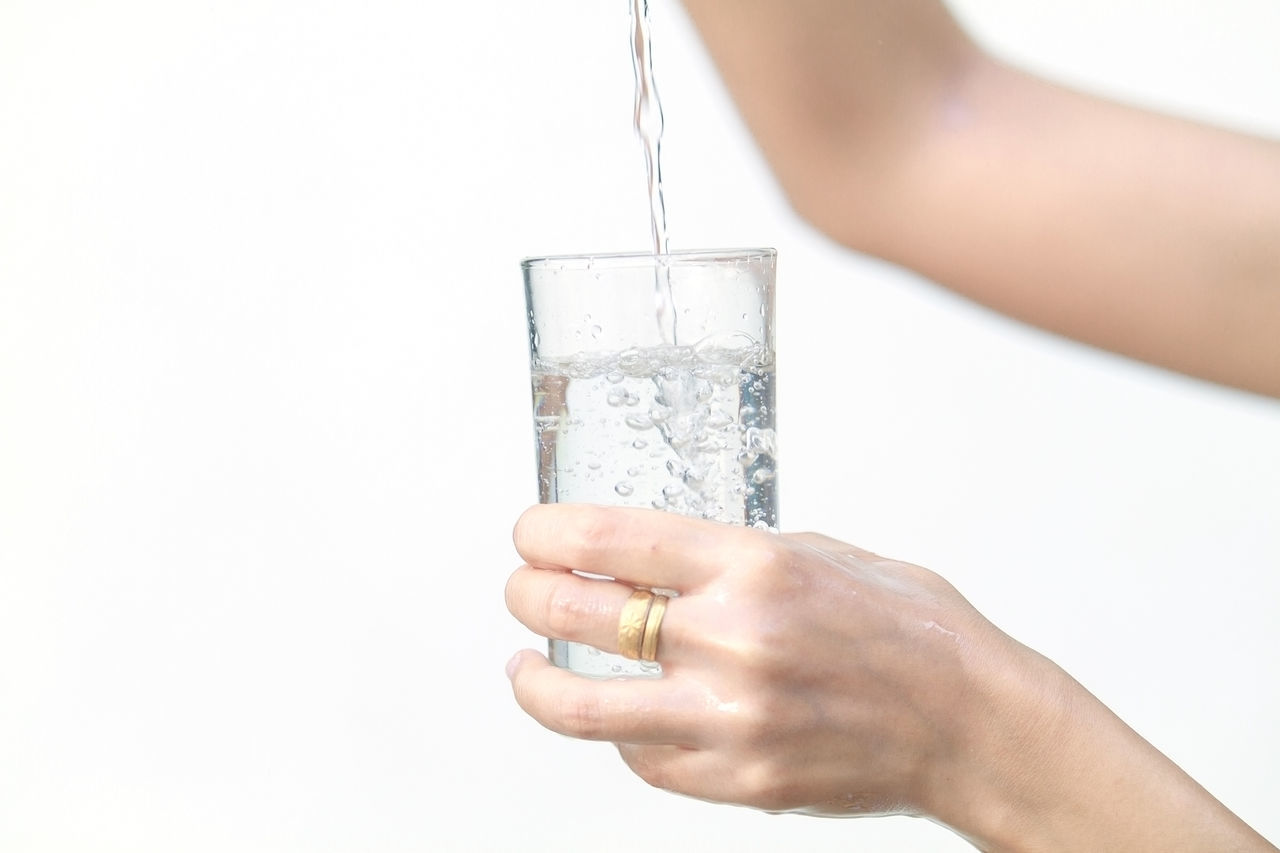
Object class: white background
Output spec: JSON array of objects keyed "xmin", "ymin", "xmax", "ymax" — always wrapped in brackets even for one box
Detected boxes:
[{"xmin": 2, "ymin": 1, "xmax": 1277, "ymax": 850}]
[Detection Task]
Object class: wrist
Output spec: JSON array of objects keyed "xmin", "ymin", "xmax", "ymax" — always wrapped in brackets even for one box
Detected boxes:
[
  {"xmin": 919, "ymin": 633, "xmax": 1274, "ymax": 852},
  {"xmin": 918, "ymin": 633, "xmax": 1082, "ymax": 852}
]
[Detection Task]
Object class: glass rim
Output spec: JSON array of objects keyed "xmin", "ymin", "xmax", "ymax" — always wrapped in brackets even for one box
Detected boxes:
[{"xmin": 521, "ymin": 247, "xmax": 776, "ymax": 270}]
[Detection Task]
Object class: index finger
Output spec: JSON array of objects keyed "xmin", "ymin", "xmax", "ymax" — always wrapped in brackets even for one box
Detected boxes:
[{"xmin": 512, "ymin": 504, "xmax": 762, "ymax": 591}]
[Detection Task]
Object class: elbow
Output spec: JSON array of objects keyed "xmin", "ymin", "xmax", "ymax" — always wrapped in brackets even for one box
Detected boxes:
[{"xmin": 763, "ymin": 136, "xmax": 893, "ymax": 256}]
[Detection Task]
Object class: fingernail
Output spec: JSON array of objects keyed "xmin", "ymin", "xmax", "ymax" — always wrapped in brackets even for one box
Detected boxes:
[{"xmin": 505, "ymin": 653, "xmax": 521, "ymax": 680}]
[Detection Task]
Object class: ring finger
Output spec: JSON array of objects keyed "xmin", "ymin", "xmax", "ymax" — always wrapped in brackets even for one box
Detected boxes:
[{"xmin": 505, "ymin": 564, "xmax": 686, "ymax": 662}]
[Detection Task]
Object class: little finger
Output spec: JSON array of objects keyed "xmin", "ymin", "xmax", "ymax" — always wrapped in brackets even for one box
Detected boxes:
[{"xmin": 506, "ymin": 650, "xmax": 704, "ymax": 745}]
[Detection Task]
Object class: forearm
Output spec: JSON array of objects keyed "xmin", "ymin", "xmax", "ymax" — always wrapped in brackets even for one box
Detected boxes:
[
  {"xmin": 885, "ymin": 60, "xmax": 1280, "ymax": 398},
  {"xmin": 680, "ymin": 1, "xmax": 1280, "ymax": 397},
  {"xmin": 932, "ymin": 641, "xmax": 1277, "ymax": 852}
]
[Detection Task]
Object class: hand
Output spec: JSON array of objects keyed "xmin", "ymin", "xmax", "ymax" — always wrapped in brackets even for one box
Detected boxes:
[
  {"xmin": 504, "ymin": 504, "xmax": 1277, "ymax": 851},
  {"xmin": 503, "ymin": 503, "xmax": 1028, "ymax": 820}
]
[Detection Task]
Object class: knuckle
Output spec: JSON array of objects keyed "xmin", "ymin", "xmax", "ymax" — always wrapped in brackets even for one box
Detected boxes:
[
  {"xmin": 542, "ymin": 578, "xmax": 588, "ymax": 639},
  {"xmin": 555, "ymin": 689, "xmax": 607, "ymax": 740},
  {"xmin": 563, "ymin": 504, "xmax": 620, "ymax": 562},
  {"xmin": 731, "ymin": 699, "xmax": 783, "ymax": 753},
  {"xmin": 511, "ymin": 505, "xmax": 541, "ymax": 555},
  {"xmin": 734, "ymin": 759, "xmax": 794, "ymax": 812},
  {"xmin": 784, "ymin": 530, "xmax": 822, "ymax": 549},
  {"xmin": 733, "ymin": 534, "xmax": 789, "ymax": 577},
  {"xmin": 503, "ymin": 569, "xmax": 526, "ymax": 615},
  {"xmin": 707, "ymin": 606, "xmax": 798, "ymax": 680},
  {"xmin": 621, "ymin": 749, "xmax": 675, "ymax": 793},
  {"xmin": 726, "ymin": 539, "xmax": 805, "ymax": 602}
]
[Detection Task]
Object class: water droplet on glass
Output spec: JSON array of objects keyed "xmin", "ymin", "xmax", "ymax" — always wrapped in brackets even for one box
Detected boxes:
[
  {"xmin": 615, "ymin": 482, "xmax": 635, "ymax": 497},
  {"xmin": 632, "ymin": 438, "xmax": 648, "ymax": 450}
]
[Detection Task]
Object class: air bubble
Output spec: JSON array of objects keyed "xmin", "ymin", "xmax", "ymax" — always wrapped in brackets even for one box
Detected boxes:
[
  {"xmin": 683, "ymin": 467, "xmax": 706, "ymax": 486},
  {"xmin": 706, "ymin": 411, "xmax": 733, "ymax": 430},
  {"xmin": 608, "ymin": 389, "xmax": 640, "ymax": 408},
  {"xmin": 618, "ymin": 348, "xmax": 646, "ymax": 373},
  {"xmin": 632, "ymin": 439, "xmax": 648, "ymax": 450},
  {"xmin": 614, "ymin": 482, "xmax": 635, "ymax": 497},
  {"xmin": 625, "ymin": 414, "xmax": 653, "ymax": 430},
  {"xmin": 744, "ymin": 427, "xmax": 777, "ymax": 457}
]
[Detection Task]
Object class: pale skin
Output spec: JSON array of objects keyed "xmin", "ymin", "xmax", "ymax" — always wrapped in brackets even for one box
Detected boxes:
[
  {"xmin": 679, "ymin": 0, "xmax": 1280, "ymax": 399},
  {"xmin": 506, "ymin": 1, "xmax": 1279, "ymax": 850},
  {"xmin": 507, "ymin": 506, "xmax": 1275, "ymax": 851}
]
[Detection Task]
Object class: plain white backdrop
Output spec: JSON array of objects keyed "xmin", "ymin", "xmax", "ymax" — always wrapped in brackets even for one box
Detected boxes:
[{"xmin": 2, "ymin": 1, "xmax": 1277, "ymax": 850}]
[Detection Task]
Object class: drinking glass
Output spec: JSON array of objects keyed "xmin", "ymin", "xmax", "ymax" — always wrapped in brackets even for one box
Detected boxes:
[{"xmin": 522, "ymin": 249, "xmax": 777, "ymax": 677}]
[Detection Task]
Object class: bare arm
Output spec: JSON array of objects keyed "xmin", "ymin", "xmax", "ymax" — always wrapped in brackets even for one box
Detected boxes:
[{"xmin": 679, "ymin": 0, "xmax": 1280, "ymax": 397}]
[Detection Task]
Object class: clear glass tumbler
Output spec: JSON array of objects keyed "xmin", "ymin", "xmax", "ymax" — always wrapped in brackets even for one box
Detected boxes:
[{"xmin": 522, "ymin": 249, "xmax": 778, "ymax": 678}]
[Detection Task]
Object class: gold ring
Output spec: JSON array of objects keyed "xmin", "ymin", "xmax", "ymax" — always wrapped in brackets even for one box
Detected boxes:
[
  {"xmin": 618, "ymin": 589, "xmax": 655, "ymax": 661},
  {"xmin": 640, "ymin": 594, "xmax": 668, "ymax": 662}
]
